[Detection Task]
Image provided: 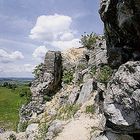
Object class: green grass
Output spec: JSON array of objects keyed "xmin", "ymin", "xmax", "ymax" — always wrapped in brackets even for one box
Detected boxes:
[
  {"xmin": 85, "ymin": 105, "xmax": 95, "ymax": 114},
  {"xmin": 0, "ymin": 86, "xmax": 29, "ymax": 131}
]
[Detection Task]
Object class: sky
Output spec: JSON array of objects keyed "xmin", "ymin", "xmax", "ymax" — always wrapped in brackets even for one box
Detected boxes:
[{"xmin": 0, "ymin": 0, "xmax": 103, "ymax": 77}]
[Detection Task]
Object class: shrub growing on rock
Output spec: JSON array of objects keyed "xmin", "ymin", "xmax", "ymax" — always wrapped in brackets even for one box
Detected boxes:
[
  {"xmin": 90, "ymin": 66, "xmax": 97, "ymax": 76},
  {"xmin": 56, "ymin": 104, "xmax": 80, "ymax": 120},
  {"xmin": 18, "ymin": 121, "xmax": 28, "ymax": 132},
  {"xmin": 98, "ymin": 65, "xmax": 112, "ymax": 83},
  {"xmin": 32, "ymin": 63, "xmax": 44, "ymax": 78},
  {"xmin": 85, "ymin": 105, "xmax": 95, "ymax": 114},
  {"xmin": 80, "ymin": 32, "xmax": 98, "ymax": 49},
  {"xmin": 19, "ymin": 87, "xmax": 32, "ymax": 103},
  {"xmin": 62, "ymin": 70, "xmax": 73, "ymax": 84}
]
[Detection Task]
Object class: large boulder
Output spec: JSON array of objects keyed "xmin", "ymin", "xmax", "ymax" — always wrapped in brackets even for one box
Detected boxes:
[
  {"xmin": 99, "ymin": 0, "xmax": 140, "ymax": 68},
  {"xmin": 104, "ymin": 61, "xmax": 140, "ymax": 133}
]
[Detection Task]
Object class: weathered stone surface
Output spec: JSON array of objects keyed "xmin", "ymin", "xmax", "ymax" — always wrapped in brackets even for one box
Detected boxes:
[
  {"xmin": 104, "ymin": 61, "xmax": 140, "ymax": 133},
  {"xmin": 91, "ymin": 131, "xmax": 134, "ymax": 140},
  {"xmin": 68, "ymin": 86, "xmax": 80, "ymax": 104},
  {"xmin": 77, "ymin": 79, "xmax": 97, "ymax": 104},
  {"xmin": 18, "ymin": 51, "xmax": 62, "ymax": 132},
  {"xmin": 31, "ymin": 51, "xmax": 62, "ymax": 102},
  {"xmin": 16, "ymin": 132, "xmax": 26, "ymax": 140},
  {"xmin": 45, "ymin": 120, "xmax": 65, "ymax": 140},
  {"xmin": 0, "ymin": 128, "xmax": 5, "ymax": 133},
  {"xmin": 62, "ymin": 47, "xmax": 86, "ymax": 72},
  {"xmin": 99, "ymin": 0, "xmax": 140, "ymax": 68},
  {"xmin": 0, "ymin": 131, "xmax": 16, "ymax": 140},
  {"xmin": 26, "ymin": 123, "xmax": 39, "ymax": 140},
  {"xmin": 87, "ymin": 38, "xmax": 107, "ymax": 67}
]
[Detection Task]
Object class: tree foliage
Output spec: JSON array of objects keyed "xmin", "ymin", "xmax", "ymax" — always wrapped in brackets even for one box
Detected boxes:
[{"xmin": 2, "ymin": 82, "xmax": 17, "ymax": 90}]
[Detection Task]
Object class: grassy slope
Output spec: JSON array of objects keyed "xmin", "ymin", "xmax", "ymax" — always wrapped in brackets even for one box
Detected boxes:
[{"xmin": 0, "ymin": 86, "xmax": 28, "ymax": 131}]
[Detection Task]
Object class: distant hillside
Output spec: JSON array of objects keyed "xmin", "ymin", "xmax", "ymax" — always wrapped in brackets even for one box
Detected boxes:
[{"xmin": 0, "ymin": 77, "xmax": 34, "ymax": 85}]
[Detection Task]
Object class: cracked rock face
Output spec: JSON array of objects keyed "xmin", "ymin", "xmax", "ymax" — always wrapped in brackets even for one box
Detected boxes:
[
  {"xmin": 18, "ymin": 51, "xmax": 62, "ymax": 132},
  {"xmin": 99, "ymin": 0, "xmax": 140, "ymax": 68},
  {"xmin": 104, "ymin": 61, "xmax": 140, "ymax": 133}
]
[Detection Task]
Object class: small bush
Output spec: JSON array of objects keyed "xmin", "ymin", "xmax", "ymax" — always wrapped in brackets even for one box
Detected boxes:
[
  {"xmin": 37, "ymin": 123, "xmax": 49, "ymax": 140},
  {"xmin": 77, "ymin": 63, "xmax": 87, "ymax": 70},
  {"xmin": 18, "ymin": 121, "xmax": 28, "ymax": 132},
  {"xmin": 98, "ymin": 65, "xmax": 112, "ymax": 83},
  {"xmin": 62, "ymin": 70, "xmax": 73, "ymax": 84},
  {"xmin": 80, "ymin": 32, "xmax": 98, "ymax": 49},
  {"xmin": 90, "ymin": 66, "xmax": 97, "ymax": 76},
  {"xmin": 44, "ymin": 95, "xmax": 52, "ymax": 101},
  {"xmin": 32, "ymin": 63, "xmax": 44, "ymax": 78},
  {"xmin": 85, "ymin": 105, "xmax": 95, "ymax": 114},
  {"xmin": 19, "ymin": 87, "xmax": 32, "ymax": 103},
  {"xmin": 2, "ymin": 82, "xmax": 17, "ymax": 90}
]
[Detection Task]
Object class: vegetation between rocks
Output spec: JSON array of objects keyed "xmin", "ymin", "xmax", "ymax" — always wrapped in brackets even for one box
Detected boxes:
[
  {"xmin": 62, "ymin": 70, "xmax": 74, "ymax": 84},
  {"xmin": 36, "ymin": 123, "xmax": 49, "ymax": 140},
  {"xmin": 98, "ymin": 65, "xmax": 113, "ymax": 83},
  {"xmin": 80, "ymin": 32, "xmax": 98, "ymax": 49},
  {"xmin": 85, "ymin": 105, "xmax": 95, "ymax": 114},
  {"xmin": 56, "ymin": 104, "xmax": 80, "ymax": 120},
  {"xmin": 32, "ymin": 63, "xmax": 44, "ymax": 78},
  {"xmin": 18, "ymin": 121, "xmax": 28, "ymax": 132}
]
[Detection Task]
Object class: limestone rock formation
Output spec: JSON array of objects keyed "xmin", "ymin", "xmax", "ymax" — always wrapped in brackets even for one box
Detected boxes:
[
  {"xmin": 18, "ymin": 51, "xmax": 62, "ymax": 132},
  {"xmin": 99, "ymin": 0, "xmax": 140, "ymax": 138},
  {"xmin": 104, "ymin": 61, "xmax": 140, "ymax": 133},
  {"xmin": 31, "ymin": 51, "xmax": 62, "ymax": 103},
  {"xmin": 91, "ymin": 131, "xmax": 134, "ymax": 140},
  {"xmin": 99, "ymin": 0, "xmax": 140, "ymax": 68},
  {"xmin": 1, "ymin": 33, "xmax": 137, "ymax": 140}
]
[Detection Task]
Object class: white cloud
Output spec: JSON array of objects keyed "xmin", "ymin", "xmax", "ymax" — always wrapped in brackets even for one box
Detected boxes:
[
  {"xmin": 60, "ymin": 32, "xmax": 74, "ymax": 41},
  {"xmin": 23, "ymin": 64, "xmax": 35, "ymax": 72},
  {"xmin": 0, "ymin": 49, "xmax": 24, "ymax": 63},
  {"xmin": 29, "ymin": 14, "xmax": 81, "ymax": 50},
  {"xmin": 0, "ymin": 64, "xmax": 35, "ymax": 76},
  {"xmin": 29, "ymin": 14, "xmax": 72, "ymax": 41},
  {"xmin": 51, "ymin": 39, "xmax": 81, "ymax": 50},
  {"xmin": 32, "ymin": 46, "xmax": 48, "ymax": 60}
]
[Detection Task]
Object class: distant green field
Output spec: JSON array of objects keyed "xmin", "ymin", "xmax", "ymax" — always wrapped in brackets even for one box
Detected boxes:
[{"xmin": 0, "ymin": 86, "xmax": 31, "ymax": 131}]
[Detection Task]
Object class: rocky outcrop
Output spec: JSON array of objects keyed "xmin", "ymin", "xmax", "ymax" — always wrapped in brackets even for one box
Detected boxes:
[
  {"xmin": 77, "ymin": 79, "xmax": 96, "ymax": 104},
  {"xmin": 18, "ymin": 51, "xmax": 62, "ymax": 132},
  {"xmin": 31, "ymin": 51, "xmax": 62, "ymax": 103},
  {"xmin": 97, "ymin": 0, "xmax": 140, "ymax": 140},
  {"xmin": 91, "ymin": 130, "xmax": 134, "ymax": 140},
  {"xmin": 87, "ymin": 36, "xmax": 107, "ymax": 67},
  {"xmin": 99, "ymin": 0, "xmax": 140, "ymax": 139},
  {"xmin": 104, "ymin": 61, "xmax": 140, "ymax": 133},
  {"xmin": 99, "ymin": 0, "xmax": 140, "ymax": 68}
]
